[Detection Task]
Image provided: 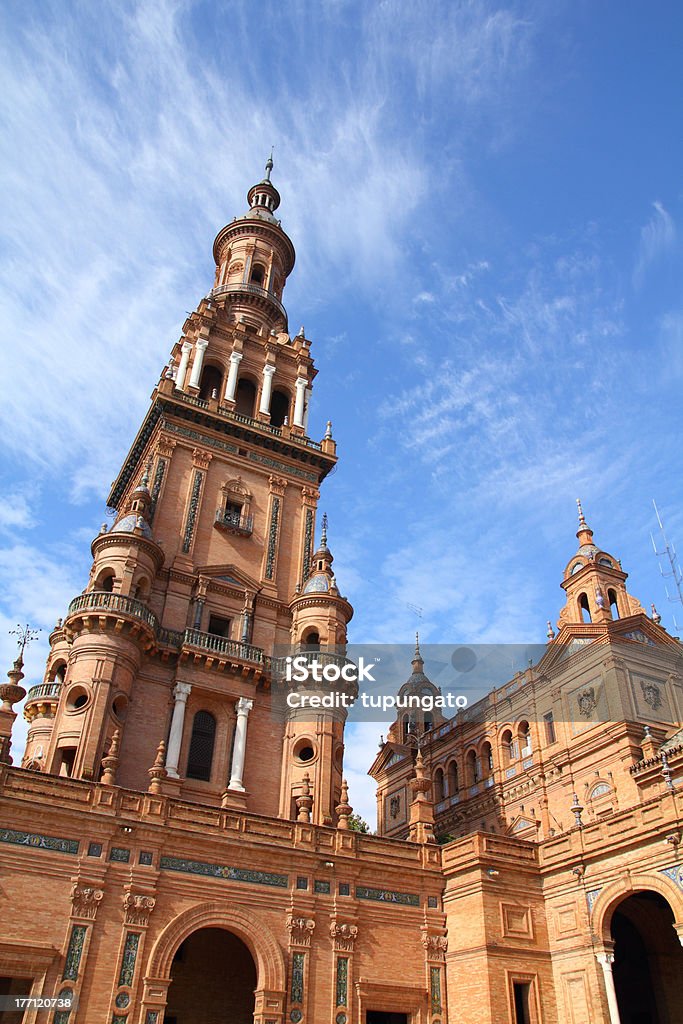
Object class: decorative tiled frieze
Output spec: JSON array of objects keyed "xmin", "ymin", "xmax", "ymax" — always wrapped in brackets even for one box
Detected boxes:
[
  {"xmin": 118, "ymin": 932, "xmax": 141, "ymax": 987},
  {"xmin": 164, "ymin": 421, "xmax": 239, "ymax": 455},
  {"xmin": 62, "ymin": 925, "xmax": 87, "ymax": 981},
  {"xmin": 249, "ymin": 451, "xmax": 318, "ymax": 483},
  {"xmin": 314, "ymin": 879, "xmax": 331, "ymax": 894},
  {"xmin": 122, "ymin": 891, "xmax": 156, "ymax": 927},
  {"xmin": 291, "ymin": 951, "xmax": 305, "ymax": 1004},
  {"xmin": 144, "ymin": 1013, "xmax": 160, "ymax": 1024},
  {"xmin": 109, "ymin": 847, "xmax": 131, "ymax": 863},
  {"xmin": 53, "ymin": 988, "xmax": 74, "ymax": 1024},
  {"xmin": 336, "ymin": 956, "xmax": 349, "ymax": 1007},
  {"xmin": 149, "ymin": 458, "xmax": 167, "ymax": 521},
  {"xmin": 355, "ymin": 885, "xmax": 419, "ymax": 907},
  {"xmin": 330, "ymin": 922, "xmax": 358, "ymax": 952},
  {"xmin": 430, "ymin": 966, "xmax": 443, "ymax": 1014},
  {"xmin": 265, "ymin": 496, "xmax": 281, "ymax": 579},
  {"xmin": 112, "ymin": 1016, "xmax": 127, "ymax": 1024},
  {"xmin": 160, "ymin": 854, "xmax": 287, "ymax": 888},
  {"xmin": 0, "ymin": 827, "xmax": 78, "ymax": 855},
  {"xmin": 660, "ymin": 865, "xmax": 683, "ymax": 890},
  {"xmin": 70, "ymin": 883, "xmax": 103, "ymax": 920},
  {"xmin": 302, "ymin": 507, "xmax": 314, "ymax": 581},
  {"xmin": 586, "ymin": 888, "xmax": 602, "ymax": 913},
  {"xmin": 182, "ymin": 470, "xmax": 204, "ymax": 552},
  {"xmin": 286, "ymin": 915, "xmax": 315, "ymax": 946}
]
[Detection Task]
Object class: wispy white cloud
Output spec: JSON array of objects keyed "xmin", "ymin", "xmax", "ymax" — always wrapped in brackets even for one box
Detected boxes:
[{"xmin": 633, "ymin": 201, "xmax": 676, "ymax": 286}]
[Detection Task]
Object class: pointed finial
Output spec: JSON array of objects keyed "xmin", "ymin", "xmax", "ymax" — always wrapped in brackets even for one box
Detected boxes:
[
  {"xmin": 324, "ymin": 421, "xmax": 333, "ymax": 440},
  {"xmin": 415, "ymin": 632, "xmax": 421, "ymax": 658},
  {"xmin": 336, "ymin": 778, "xmax": 353, "ymax": 829},
  {"xmin": 298, "ymin": 325, "xmax": 305, "ymax": 337},
  {"xmin": 141, "ymin": 462, "xmax": 152, "ymax": 488},
  {"xmin": 651, "ymin": 603, "xmax": 662, "ymax": 625},
  {"xmin": 265, "ymin": 149, "xmax": 274, "ymax": 181},
  {"xmin": 576, "ymin": 498, "xmax": 586, "ymax": 527},
  {"xmin": 321, "ymin": 512, "xmax": 328, "ymax": 548},
  {"xmin": 546, "ymin": 620, "xmax": 555, "ymax": 640}
]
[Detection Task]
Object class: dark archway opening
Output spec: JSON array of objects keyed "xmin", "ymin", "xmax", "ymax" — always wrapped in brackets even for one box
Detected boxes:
[
  {"xmin": 198, "ymin": 365, "xmax": 223, "ymax": 401},
  {"xmin": 270, "ymin": 389, "xmax": 290, "ymax": 427},
  {"xmin": 165, "ymin": 927, "xmax": 257, "ymax": 1024},
  {"xmin": 367, "ymin": 1014, "xmax": 408, "ymax": 1024},
  {"xmin": 611, "ymin": 891, "xmax": 683, "ymax": 1024},
  {"xmin": 235, "ymin": 378, "xmax": 256, "ymax": 418}
]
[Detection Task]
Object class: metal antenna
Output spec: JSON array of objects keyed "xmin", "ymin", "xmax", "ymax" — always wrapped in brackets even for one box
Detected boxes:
[{"xmin": 651, "ymin": 499, "xmax": 683, "ymax": 631}]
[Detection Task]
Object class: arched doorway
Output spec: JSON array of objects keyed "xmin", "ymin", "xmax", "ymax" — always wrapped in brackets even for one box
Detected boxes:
[
  {"xmin": 610, "ymin": 890, "xmax": 683, "ymax": 1024},
  {"xmin": 165, "ymin": 927, "xmax": 256, "ymax": 1023}
]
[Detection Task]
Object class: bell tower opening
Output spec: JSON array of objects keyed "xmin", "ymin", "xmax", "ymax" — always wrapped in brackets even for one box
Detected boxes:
[
  {"xmin": 165, "ymin": 927, "xmax": 257, "ymax": 1024},
  {"xmin": 235, "ymin": 377, "xmax": 256, "ymax": 417}
]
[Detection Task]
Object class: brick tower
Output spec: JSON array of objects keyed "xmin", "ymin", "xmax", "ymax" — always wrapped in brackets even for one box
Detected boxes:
[{"xmin": 21, "ymin": 161, "xmax": 353, "ymax": 822}]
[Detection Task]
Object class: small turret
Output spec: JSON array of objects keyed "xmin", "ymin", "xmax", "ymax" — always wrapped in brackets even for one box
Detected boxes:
[{"xmin": 557, "ymin": 500, "xmax": 646, "ymax": 629}]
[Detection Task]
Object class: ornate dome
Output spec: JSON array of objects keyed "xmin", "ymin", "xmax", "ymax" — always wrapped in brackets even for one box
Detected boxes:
[{"xmin": 111, "ymin": 514, "xmax": 153, "ymax": 540}]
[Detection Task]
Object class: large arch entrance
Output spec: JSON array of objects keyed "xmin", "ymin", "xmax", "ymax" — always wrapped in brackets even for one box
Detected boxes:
[
  {"xmin": 610, "ymin": 890, "xmax": 683, "ymax": 1024},
  {"xmin": 165, "ymin": 927, "xmax": 256, "ymax": 1023}
]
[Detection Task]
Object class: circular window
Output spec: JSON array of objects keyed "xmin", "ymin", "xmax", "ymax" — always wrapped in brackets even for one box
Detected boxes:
[
  {"xmin": 293, "ymin": 738, "xmax": 317, "ymax": 764},
  {"xmin": 66, "ymin": 685, "xmax": 90, "ymax": 712}
]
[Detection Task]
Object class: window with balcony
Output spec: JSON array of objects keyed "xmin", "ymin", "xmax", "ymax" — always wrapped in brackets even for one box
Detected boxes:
[{"xmin": 208, "ymin": 615, "xmax": 231, "ymax": 639}]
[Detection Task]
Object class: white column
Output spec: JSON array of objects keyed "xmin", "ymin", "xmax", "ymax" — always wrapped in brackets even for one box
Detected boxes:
[
  {"xmin": 176, "ymin": 340, "xmax": 193, "ymax": 391},
  {"xmin": 228, "ymin": 697, "xmax": 253, "ymax": 791},
  {"xmin": 166, "ymin": 682, "xmax": 192, "ymax": 778},
  {"xmin": 293, "ymin": 376, "xmax": 307, "ymax": 427},
  {"xmin": 188, "ymin": 338, "xmax": 209, "ymax": 389},
  {"xmin": 596, "ymin": 952, "xmax": 621, "ymax": 1024},
  {"xmin": 224, "ymin": 351, "xmax": 243, "ymax": 403},
  {"xmin": 259, "ymin": 364, "xmax": 276, "ymax": 416}
]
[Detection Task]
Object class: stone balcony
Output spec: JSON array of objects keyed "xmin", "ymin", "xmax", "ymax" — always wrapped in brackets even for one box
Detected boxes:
[{"xmin": 23, "ymin": 681, "xmax": 62, "ymax": 722}]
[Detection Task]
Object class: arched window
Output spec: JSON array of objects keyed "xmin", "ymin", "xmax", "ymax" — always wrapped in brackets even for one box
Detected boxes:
[
  {"xmin": 578, "ymin": 592, "xmax": 592, "ymax": 623},
  {"xmin": 501, "ymin": 729, "xmax": 515, "ymax": 764},
  {"xmin": 250, "ymin": 263, "xmax": 265, "ymax": 286},
  {"xmin": 519, "ymin": 721, "xmax": 532, "ymax": 757},
  {"xmin": 302, "ymin": 630, "xmax": 320, "ymax": 650},
  {"xmin": 186, "ymin": 711, "xmax": 216, "ymax": 782},
  {"xmin": 235, "ymin": 378, "xmax": 256, "ymax": 418},
  {"xmin": 424, "ymin": 713, "xmax": 433, "ymax": 732},
  {"xmin": 134, "ymin": 577, "xmax": 149, "ymax": 601},
  {"xmin": 53, "ymin": 662, "xmax": 67, "ymax": 686},
  {"xmin": 99, "ymin": 572, "xmax": 114, "ymax": 593},
  {"xmin": 434, "ymin": 767, "xmax": 444, "ymax": 802},
  {"xmin": 481, "ymin": 741, "xmax": 493, "ymax": 777},
  {"xmin": 199, "ymin": 365, "xmax": 223, "ymax": 401},
  {"xmin": 270, "ymin": 389, "xmax": 290, "ymax": 427},
  {"xmin": 608, "ymin": 588, "xmax": 620, "ymax": 619},
  {"xmin": 447, "ymin": 760, "xmax": 458, "ymax": 794},
  {"xmin": 466, "ymin": 749, "xmax": 479, "ymax": 785}
]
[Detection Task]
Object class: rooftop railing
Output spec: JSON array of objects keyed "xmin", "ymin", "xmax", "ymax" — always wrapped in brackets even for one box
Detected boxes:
[
  {"xmin": 211, "ymin": 281, "xmax": 287, "ymax": 321},
  {"xmin": 67, "ymin": 591, "xmax": 159, "ymax": 632},
  {"xmin": 25, "ymin": 682, "xmax": 62, "ymax": 702}
]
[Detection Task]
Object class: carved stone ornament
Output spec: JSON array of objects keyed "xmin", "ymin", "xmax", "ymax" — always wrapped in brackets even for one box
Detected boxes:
[
  {"xmin": 286, "ymin": 914, "xmax": 316, "ymax": 946},
  {"xmin": 330, "ymin": 921, "xmax": 359, "ymax": 952},
  {"xmin": 122, "ymin": 891, "xmax": 156, "ymax": 927},
  {"xmin": 577, "ymin": 687, "xmax": 597, "ymax": 718},
  {"xmin": 421, "ymin": 934, "xmax": 448, "ymax": 960},
  {"xmin": 70, "ymin": 883, "xmax": 104, "ymax": 920},
  {"xmin": 640, "ymin": 680, "xmax": 663, "ymax": 710}
]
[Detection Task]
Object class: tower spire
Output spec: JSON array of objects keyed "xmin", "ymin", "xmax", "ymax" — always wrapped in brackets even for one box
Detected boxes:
[
  {"xmin": 575, "ymin": 497, "xmax": 594, "ymax": 547},
  {"xmin": 265, "ymin": 149, "xmax": 274, "ymax": 181}
]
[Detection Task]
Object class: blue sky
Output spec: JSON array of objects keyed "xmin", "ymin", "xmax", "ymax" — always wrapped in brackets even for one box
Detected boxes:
[{"xmin": 1, "ymin": 1, "xmax": 682, "ymax": 825}]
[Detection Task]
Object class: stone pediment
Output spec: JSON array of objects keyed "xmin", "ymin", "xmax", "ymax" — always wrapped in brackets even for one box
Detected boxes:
[
  {"xmin": 367, "ymin": 742, "xmax": 410, "ymax": 779},
  {"xmin": 506, "ymin": 814, "xmax": 539, "ymax": 839},
  {"xmin": 197, "ymin": 563, "xmax": 260, "ymax": 594}
]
